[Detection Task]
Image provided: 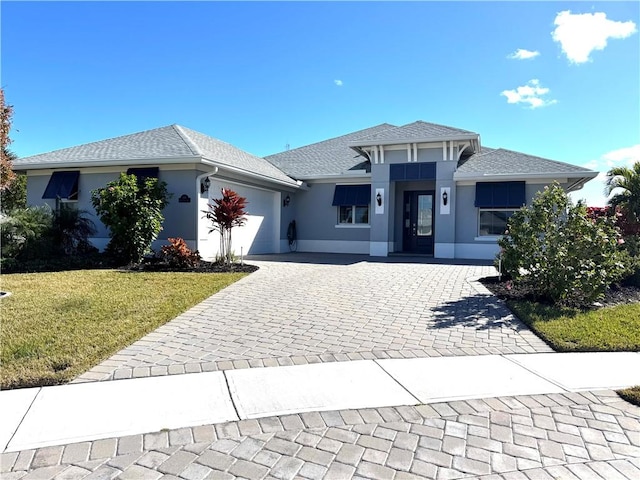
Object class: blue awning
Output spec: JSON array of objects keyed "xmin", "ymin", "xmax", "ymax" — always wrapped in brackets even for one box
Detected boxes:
[
  {"xmin": 42, "ymin": 171, "xmax": 79, "ymax": 200},
  {"xmin": 332, "ymin": 184, "xmax": 371, "ymax": 206},
  {"xmin": 126, "ymin": 167, "xmax": 159, "ymax": 180},
  {"xmin": 475, "ymin": 181, "xmax": 526, "ymax": 208}
]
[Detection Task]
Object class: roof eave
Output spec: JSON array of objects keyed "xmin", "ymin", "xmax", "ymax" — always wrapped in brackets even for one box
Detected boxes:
[
  {"xmin": 201, "ymin": 157, "xmax": 300, "ymax": 189},
  {"xmin": 453, "ymin": 171, "xmax": 598, "ymax": 183},
  {"xmin": 14, "ymin": 155, "xmax": 203, "ymax": 171},
  {"xmin": 349, "ymin": 134, "xmax": 479, "ymax": 147},
  {"xmin": 296, "ymin": 171, "xmax": 371, "ymax": 181}
]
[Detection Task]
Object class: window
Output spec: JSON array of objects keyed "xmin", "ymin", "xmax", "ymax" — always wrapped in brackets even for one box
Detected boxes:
[
  {"xmin": 479, "ymin": 209, "xmax": 515, "ymax": 236},
  {"xmin": 339, "ymin": 205, "xmax": 369, "ymax": 224},
  {"xmin": 332, "ymin": 184, "xmax": 370, "ymax": 225}
]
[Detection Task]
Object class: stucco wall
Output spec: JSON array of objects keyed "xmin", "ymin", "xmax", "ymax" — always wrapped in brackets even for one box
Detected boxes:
[{"xmin": 26, "ymin": 167, "xmax": 200, "ymax": 252}]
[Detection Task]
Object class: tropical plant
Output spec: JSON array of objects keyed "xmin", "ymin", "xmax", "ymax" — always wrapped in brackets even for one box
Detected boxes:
[
  {"xmin": 606, "ymin": 163, "xmax": 640, "ymax": 229},
  {"xmin": 202, "ymin": 188, "xmax": 248, "ymax": 266},
  {"xmin": 498, "ymin": 182, "xmax": 628, "ymax": 307},
  {"xmin": 91, "ymin": 173, "xmax": 170, "ymax": 265},
  {"xmin": 0, "ymin": 206, "xmax": 53, "ymax": 258},
  {"xmin": 160, "ymin": 237, "xmax": 201, "ymax": 269},
  {"xmin": 51, "ymin": 202, "xmax": 97, "ymax": 255}
]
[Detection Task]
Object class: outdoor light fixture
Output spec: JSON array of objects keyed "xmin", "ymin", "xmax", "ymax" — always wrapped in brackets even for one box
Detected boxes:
[
  {"xmin": 200, "ymin": 177, "xmax": 211, "ymax": 194},
  {"xmin": 283, "ymin": 194, "xmax": 291, "ymax": 207},
  {"xmin": 376, "ymin": 192, "xmax": 382, "ymax": 206},
  {"xmin": 442, "ymin": 190, "xmax": 448, "ymax": 206}
]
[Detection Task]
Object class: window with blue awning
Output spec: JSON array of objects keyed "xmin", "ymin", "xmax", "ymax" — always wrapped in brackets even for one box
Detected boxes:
[
  {"xmin": 42, "ymin": 171, "xmax": 80, "ymax": 200},
  {"xmin": 475, "ymin": 181, "xmax": 526, "ymax": 208},
  {"xmin": 332, "ymin": 184, "xmax": 371, "ymax": 206}
]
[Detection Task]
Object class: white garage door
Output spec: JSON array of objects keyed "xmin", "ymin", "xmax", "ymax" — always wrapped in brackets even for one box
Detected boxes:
[{"xmin": 201, "ymin": 180, "xmax": 279, "ymax": 258}]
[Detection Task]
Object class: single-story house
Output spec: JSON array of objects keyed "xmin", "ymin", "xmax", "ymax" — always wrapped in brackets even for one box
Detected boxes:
[{"xmin": 13, "ymin": 121, "xmax": 597, "ymax": 260}]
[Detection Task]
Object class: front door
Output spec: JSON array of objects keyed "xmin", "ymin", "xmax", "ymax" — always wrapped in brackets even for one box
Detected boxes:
[{"xmin": 403, "ymin": 191, "xmax": 434, "ymax": 254}]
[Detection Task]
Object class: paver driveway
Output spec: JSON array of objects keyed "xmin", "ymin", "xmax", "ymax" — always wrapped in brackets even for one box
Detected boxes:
[{"xmin": 76, "ymin": 254, "xmax": 550, "ymax": 383}]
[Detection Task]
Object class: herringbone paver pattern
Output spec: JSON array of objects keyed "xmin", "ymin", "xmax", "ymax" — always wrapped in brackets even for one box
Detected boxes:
[
  {"xmin": 75, "ymin": 260, "xmax": 550, "ymax": 383},
  {"xmin": 2, "ymin": 391, "xmax": 638, "ymax": 479}
]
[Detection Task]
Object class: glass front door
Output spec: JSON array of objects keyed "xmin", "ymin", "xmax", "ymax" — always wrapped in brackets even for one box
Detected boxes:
[{"xmin": 403, "ymin": 190, "xmax": 434, "ymax": 254}]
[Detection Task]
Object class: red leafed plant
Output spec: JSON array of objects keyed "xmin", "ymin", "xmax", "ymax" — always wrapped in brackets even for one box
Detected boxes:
[
  {"xmin": 161, "ymin": 237, "xmax": 201, "ymax": 269},
  {"xmin": 202, "ymin": 188, "xmax": 248, "ymax": 265}
]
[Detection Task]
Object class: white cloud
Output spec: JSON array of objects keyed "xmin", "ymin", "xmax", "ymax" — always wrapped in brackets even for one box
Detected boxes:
[
  {"xmin": 602, "ymin": 144, "xmax": 640, "ymax": 167},
  {"xmin": 552, "ymin": 10, "xmax": 637, "ymax": 64},
  {"xmin": 570, "ymin": 145, "xmax": 640, "ymax": 206},
  {"xmin": 500, "ymin": 79, "xmax": 557, "ymax": 108},
  {"xmin": 334, "ymin": 79, "xmax": 343, "ymax": 87},
  {"xmin": 507, "ymin": 49, "xmax": 540, "ymax": 60}
]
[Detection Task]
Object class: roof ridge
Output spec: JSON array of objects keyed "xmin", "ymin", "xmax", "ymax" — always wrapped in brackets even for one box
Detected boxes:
[
  {"xmin": 172, "ymin": 125, "xmax": 203, "ymax": 156},
  {"xmin": 266, "ymin": 123, "xmax": 396, "ymax": 157}
]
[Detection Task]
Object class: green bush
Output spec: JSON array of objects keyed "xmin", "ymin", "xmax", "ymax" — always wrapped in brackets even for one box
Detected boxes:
[
  {"xmin": 498, "ymin": 182, "xmax": 628, "ymax": 307},
  {"xmin": 91, "ymin": 173, "xmax": 170, "ymax": 265}
]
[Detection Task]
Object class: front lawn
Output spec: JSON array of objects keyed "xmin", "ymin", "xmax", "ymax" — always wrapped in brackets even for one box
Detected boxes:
[
  {"xmin": 1, "ymin": 269, "xmax": 248, "ymax": 389},
  {"xmin": 507, "ymin": 300, "xmax": 640, "ymax": 352}
]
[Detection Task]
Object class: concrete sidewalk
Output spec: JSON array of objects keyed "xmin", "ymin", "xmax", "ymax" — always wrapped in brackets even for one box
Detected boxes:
[{"xmin": 2, "ymin": 352, "xmax": 639, "ymax": 454}]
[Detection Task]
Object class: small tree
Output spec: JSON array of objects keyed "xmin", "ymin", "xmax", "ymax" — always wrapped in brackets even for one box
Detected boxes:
[
  {"xmin": 203, "ymin": 188, "xmax": 247, "ymax": 265},
  {"xmin": 1, "ymin": 165, "xmax": 26, "ymax": 213},
  {"xmin": 91, "ymin": 173, "xmax": 170, "ymax": 264},
  {"xmin": 499, "ymin": 182, "xmax": 627, "ymax": 307},
  {"xmin": 1, "ymin": 89, "xmax": 17, "ymax": 191}
]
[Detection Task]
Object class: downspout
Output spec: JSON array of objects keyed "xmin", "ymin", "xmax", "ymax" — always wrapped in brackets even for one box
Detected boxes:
[{"xmin": 195, "ymin": 168, "xmax": 219, "ymax": 254}]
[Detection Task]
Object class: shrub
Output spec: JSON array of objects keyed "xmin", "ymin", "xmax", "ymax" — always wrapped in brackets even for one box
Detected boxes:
[
  {"xmin": 51, "ymin": 203, "xmax": 97, "ymax": 255},
  {"xmin": 498, "ymin": 182, "xmax": 628, "ymax": 307},
  {"xmin": 91, "ymin": 173, "xmax": 170, "ymax": 265},
  {"xmin": 160, "ymin": 237, "xmax": 201, "ymax": 269},
  {"xmin": 202, "ymin": 188, "xmax": 248, "ymax": 266}
]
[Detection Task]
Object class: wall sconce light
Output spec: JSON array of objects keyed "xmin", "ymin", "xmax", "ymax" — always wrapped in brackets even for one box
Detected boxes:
[
  {"xmin": 442, "ymin": 190, "xmax": 448, "ymax": 206},
  {"xmin": 200, "ymin": 177, "xmax": 211, "ymax": 194},
  {"xmin": 376, "ymin": 192, "xmax": 382, "ymax": 206},
  {"xmin": 283, "ymin": 194, "xmax": 291, "ymax": 207}
]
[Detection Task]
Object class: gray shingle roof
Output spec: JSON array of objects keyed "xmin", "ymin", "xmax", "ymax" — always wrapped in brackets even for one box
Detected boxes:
[
  {"xmin": 349, "ymin": 121, "xmax": 478, "ymax": 146},
  {"xmin": 265, "ymin": 124, "xmax": 397, "ymax": 179},
  {"xmin": 456, "ymin": 147, "xmax": 596, "ymax": 177},
  {"xmin": 14, "ymin": 125, "xmax": 297, "ymax": 186}
]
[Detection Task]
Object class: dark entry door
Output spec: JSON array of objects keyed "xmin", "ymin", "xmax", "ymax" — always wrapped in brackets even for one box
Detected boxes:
[{"xmin": 403, "ymin": 191, "xmax": 434, "ymax": 254}]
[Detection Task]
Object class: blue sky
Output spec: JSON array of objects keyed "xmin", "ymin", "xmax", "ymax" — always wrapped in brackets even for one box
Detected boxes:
[{"xmin": 2, "ymin": 1, "xmax": 638, "ymax": 206}]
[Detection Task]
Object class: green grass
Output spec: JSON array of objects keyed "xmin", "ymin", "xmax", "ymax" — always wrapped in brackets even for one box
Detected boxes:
[
  {"xmin": 507, "ymin": 300, "xmax": 640, "ymax": 352},
  {"xmin": 1, "ymin": 269, "xmax": 247, "ymax": 389}
]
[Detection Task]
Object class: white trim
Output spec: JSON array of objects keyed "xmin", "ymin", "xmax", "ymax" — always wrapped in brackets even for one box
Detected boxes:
[
  {"xmin": 455, "ymin": 243, "xmax": 500, "ymax": 260},
  {"xmin": 349, "ymin": 133, "xmax": 478, "ymax": 147},
  {"xmin": 369, "ymin": 241, "xmax": 389, "ymax": 257},
  {"xmin": 297, "ymin": 239, "xmax": 370, "ymax": 255},
  {"xmin": 16, "ymin": 156, "xmax": 201, "ymax": 171},
  {"xmin": 457, "ymin": 143, "xmax": 469, "ymax": 161},
  {"xmin": 442, "ymin": 142, "xmax": 446, "ymax": 161},
  {"xmin": 380, "ymin": 145, "xmax": 385, "ymax": 164},
  {"xmin": 373, "ymin": 146, "xmax": 379, "ymax": 164},
  {"xmin": 300, "ymin": 174, "xmax": 370, "ymax": 182},
  {"xmin": 412, "ymin": 143, "xmax": 418, "ymax": 163},
  {"xmin": 454, "ymin": 172, "xmax": 597, "ymax": 182},
  {"xmin": 449, "ymin": 141, "xmax": 454, "ymax": 161},
  {"xmin": 474, "ymin": 236, "xmax": 501, "ymax": 242},
  {"xmin": 335, "ymin": 224, "xmax": 371, "ymax": 229},
  {"xmin": 456, "ymin": 177, "xmax": 568, "ymax": 186},
  {"xmin": 407, "ymin": 144, "xmax": 412, "ymax": 163},
  {"xmin": 434, "ymin": 243, "xmax": 455, "ymax": 259}
]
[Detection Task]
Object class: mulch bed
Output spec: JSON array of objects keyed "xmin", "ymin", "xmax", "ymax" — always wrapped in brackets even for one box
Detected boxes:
[
  {"xmin": 128, "ymin": 259, "xmax": 259, "ymax": 274},
  {"xmin": 480, "ymin": 276, "xmax": 640, "ymax": 308}
]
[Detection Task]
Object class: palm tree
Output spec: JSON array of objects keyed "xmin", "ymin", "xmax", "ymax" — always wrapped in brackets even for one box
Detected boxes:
[{"xmin": 606, "ymin": 162, "xmax": 640, "ymax": 229}]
